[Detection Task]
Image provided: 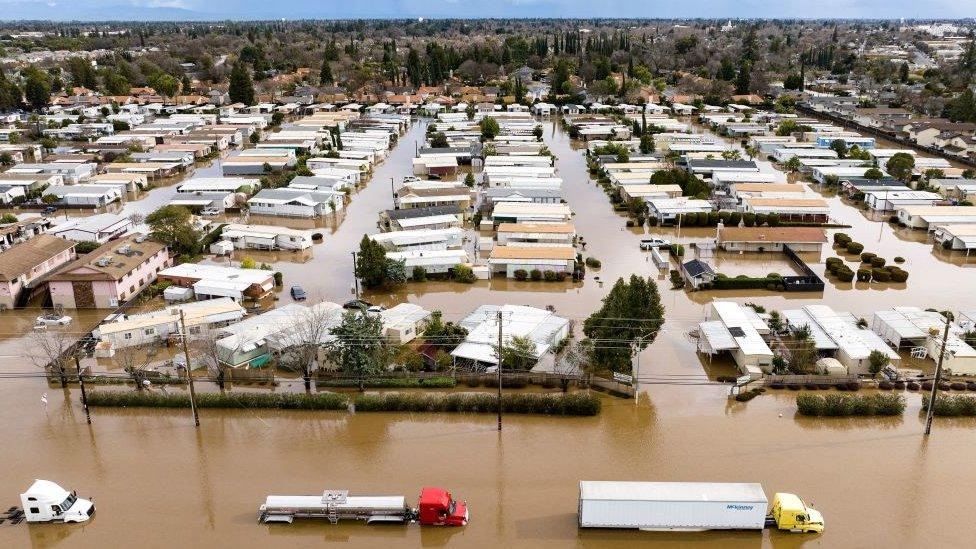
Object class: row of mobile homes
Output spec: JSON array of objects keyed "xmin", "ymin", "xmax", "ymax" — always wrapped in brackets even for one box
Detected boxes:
[
  {"xmin": 696, "ymin": 301, "xmax": 773, "ymax": 377},
  {"xmin": 781, "ymin": 305, "xmax": 899, "ymax": 375}
]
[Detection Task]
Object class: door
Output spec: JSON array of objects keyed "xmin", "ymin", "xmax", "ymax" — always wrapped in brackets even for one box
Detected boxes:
[{"xmin": 72, "ymin": 282, "xmax": 96, "ymax": 309}]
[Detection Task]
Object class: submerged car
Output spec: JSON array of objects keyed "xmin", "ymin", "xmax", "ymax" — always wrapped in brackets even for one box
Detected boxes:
[
  {"xmin": 639, "ymin": 237, "xmax": 671, "ymax": 250},
  {"xmin": 36, "ymin": 313, "xmax": 72, "ymax": 326},
  {"xmin": 290, "ymin": 285, "xmax": 307, "ymax": 301}
]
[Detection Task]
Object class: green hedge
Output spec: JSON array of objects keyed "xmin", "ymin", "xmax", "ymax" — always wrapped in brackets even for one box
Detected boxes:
[
  {"xmin": 712, "ymin": 276, "xmax": 783, "ymax": 290},
  {"xmin": 318, "ymin": 377, "xmax": 456, "ymax": 388},
  {"xmin": 796, "ymin": 393, "xmax": 905, "ymax": 416},
  {"xmin": 86, "ymin": 391, "xmax": 349, "ymax": 410},
  {"xmin": 921, "ymin": 394, "xmax": 976, "ymax": 416},
  {"xmin": 353, "ymin": 392, "xmax": 601, "ymax": 416}
]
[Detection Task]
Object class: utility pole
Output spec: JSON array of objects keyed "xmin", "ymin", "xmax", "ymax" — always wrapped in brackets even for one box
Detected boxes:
[
  {"xmin": 179, "ymin": 310, "xmax": 200, "ymax": 427},
  {"xmin": 924, "ymin": 313, "xmax": 953, "ymax": 436},
  {"xmin": 74, "ymin": 355, "xmax": 91, "ymax": 425},
  {"xmin": 632, "ymin": 337, "xmax": 642, "ymax": 405},
  {"xmin": 497, "ymin": 309, "xmax": 503, "ymax": 432},
  {"xmin": 350, "ymin": 251, "xmax": 360, "ymax": 298},
  {"xmin": 391, "ymin": 177, "xmax": 396, "ymax": 209}
]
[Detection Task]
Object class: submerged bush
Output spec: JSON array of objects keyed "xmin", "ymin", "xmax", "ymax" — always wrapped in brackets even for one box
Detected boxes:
[
  {"xmin": 796, "ymin": 393, "xmax": 905, "ymax": 416},
  {"xmin": 354, "ymin": 391, "xmax": 600, "ymax": 416},
  {"xmin": 86, "ymin": 391, "xmax": 349, "ymax": 410},
  {"xmin": 922, "ymin": 394, "xmax": 976, "ymax": 416}
]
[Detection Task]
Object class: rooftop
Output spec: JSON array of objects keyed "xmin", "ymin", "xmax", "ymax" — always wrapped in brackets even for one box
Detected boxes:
[{"xmin": 0, "ymin": 234, "xmax": 75, "ymax": 282}]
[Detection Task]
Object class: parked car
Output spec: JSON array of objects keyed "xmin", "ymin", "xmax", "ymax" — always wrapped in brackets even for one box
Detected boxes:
[
  {"xmin": 200, "ymin": 207, "xmax": 220, "ymax": 216},
  {"xmin": 42, "ymin": 206, "xmax": 58, "ymax": 215},
  {"xmin": 290, "ymin": 285, "xmax": 307, "ymax": 301},
  {"xmin": 343, "ymin": 299, "xmax": 374, "ymax": 311},
  {"xmin": 36, "ymin": 313, "xmax": 72, "ymax": 326},
  {"xmin": 366, "ymin": 305, "xmax": 385, "ymax": 314},
  {"xmin": 639, "ymin": 237, "xmax": 671, "ymax": 250}
]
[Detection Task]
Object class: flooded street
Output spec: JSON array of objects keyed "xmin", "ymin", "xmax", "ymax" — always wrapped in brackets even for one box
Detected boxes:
[{"xmin": 3, "ymin": 118, "xmax": 976, "ymax": 547}]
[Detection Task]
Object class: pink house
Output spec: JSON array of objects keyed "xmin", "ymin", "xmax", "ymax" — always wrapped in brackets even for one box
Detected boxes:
[
  {"xmin": 48, "ymin": 234, "xmax": 171, "ymax": 309},
  {"xmin": 0, "ymin": 234, "xmax": 76, "ymax": 309}
]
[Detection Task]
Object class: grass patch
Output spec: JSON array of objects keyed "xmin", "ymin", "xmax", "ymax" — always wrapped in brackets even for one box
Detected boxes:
[
  {"xmin": 796, "ymin": 393, "xmax": 905, "ymax": 416},
  {"xmin": 86, "ymin": 390, "xmax": 349, "ymax": 410},
  {"xmin": 354, "ymin": 392, "xmax": 600, "ymax": 416}
]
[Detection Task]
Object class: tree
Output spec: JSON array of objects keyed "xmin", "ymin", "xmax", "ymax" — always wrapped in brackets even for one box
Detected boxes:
[
  {"xmin": 181, "ymin": 74, "xmax": 192, "ymax": 95},
  {"xmin": 429, "ymin": 131, "xmax": 449, "ymax": 148},
  {"xmin": 868, "ymin": 349, "xmax": 890, "ymax": 375},
  {"xmin": 788, "ymin": 324, "xmax": 818, "ymax": 374},
  {"xmin": 480, "ymin": 116, "xmax": 500, "ymax": 141},
  {"xmin": 228, "ymin": 63, "xmax": 255, "ymax": 105},
  {"xmin": 0, "ymin": 152, "xmax": 13, "ymax": 166},
  {"xmin": 325, "ymin": 310, "xmax": 390, "ymax": 391},
  {"xmin": 945, "ymin": 88, "xmax": 976, "ymax": 123},
  {"xmin": 829, "ymin": 139, "xmax": 848, "ymax": 159},
  {"xmin": 355, "ymin": 234, "xmax": 389, "ymax": 288},
  {"xmin": 463, "ymin": 172, "xmax": 475, "ymax": 188},
  {"xmin": 147, "ymin": 73, "xmax": 178, "ymax": 98},
  {"xmin": 639, "ymin": 134, "xmax": 655, "ymax": 154},
  {"xmin": 145, "ymin": 205, "xmax": 200, "ymax": 256},
  {"xmin": 721, "ymin": 149, "xmax": 742, "ymax": 161},
  {"xmin": 320, "ymin": 59, "xmax": 334, "ymax": 86},
  {"xmin": 24, "ymin": 68, "xmax": 51, "ymax": 111},
  {"xmin": 278, "ymin": 302, "xmax": 339, "ymax": 392},
  {"xmin": 115, "ymin": 344, "xmax": 156, "ymax": 389},
  {"xmin": 423, "ymin": 311, "xmax": 468, "ymax": 352},
  {"xmin": 193, "ymin": 326, "xmax": 228, "ymax": 390},
  {"xmin": 863, "ymin": 167, "xmax": 885, "ymax": 180},
  {"xmin": 735, "ymin": 60, "xmax": 751, "ymax": 95},
  {"xmin": 26, "ymin": 328, "xmax": 74, "ymax": 388},
  {"xmin": 582, "ymin": 276, "xmax": 664, "ymax": 374},
  {"xmin": 783, "ymin": 72, "xmax": 803, "ymax": 90},
  {"xmin": 885, "ymin": 152, "xmax": 915, "ymax": 182},
  {"xmin": 495, "ymin": 335, "xmax": 537, "ymax": 371},
  {"xmin": 783, "ymin": 156, "xmax": 802, "ymax": 173}
]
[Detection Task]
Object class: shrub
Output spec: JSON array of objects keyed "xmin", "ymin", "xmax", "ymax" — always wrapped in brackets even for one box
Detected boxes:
[
  {"xmin": 543, "ymin": 270, "xmax": 558, "ymax": 282},
  {"xmin": 922, "ymin": 395, "xmax": 976, "ymax": 417},
  {"xmin": 856, "ymin": 268, "xmax": 872, "ymax": 282},
  {"xmin": 585, "ymin": 257, "xmax": 601, "ymax": 268},
  {"xmin": 869, "ymin": 256, "xmax": 887, "ymax": 268},
  {"xmin": 871, "ymin": 268, "xmax": 891, "ymax": 282},
  {"xmin": 951, "ymin": 382, "xmax": 967, "ymax": 391},
  {"xmin": 529, "ymin": 269, "xmax": 542, "ymax": 281},
  {"xmin": 353, "ymin": 391, "xmax": 601, "ymax": 416},
  {"xmin": 833, "ymin": 232, "xmax": 851, "ymax": 245},
  {"xmin": 734, "ymin": 387, "xmax": 765, "ymax": 402},
  {"xmin": 825, "ymin": 257, "xmax": 844, "ymax": 273},
  {"xmin": 514, "ymin": 269, "xmax": 528, "ymax": 281},
  {"xmin": 888, "ymin": 268, "xmax": 909, "ymax": 283},
  {"xmin": 796, "ymin": 393, "xmax": 905, "ymax": 416},
  {"xmin": 86, "ymin": 391, "xmax": 349, "ymax": 410},
  {"xmin": 878, "ymin": 380, "xmax": 893, "ymax": 390},
  {"xmin": 452, "ymin": 264, "xmax": 476, "ymax": 283},
  {"xmin": 845, "ymin": 241, "xmax": 864, "ymax": 254},
  {"xmin": 319, "ymin": 377, "xmax": 456, "ymax": 389},
  {"xmin": 860, "ymin": 252, "xmax": 877, "ymax": 263},
  {"xmin": 412, "ymin": 266, "xmax": 427, "ymax": 282},
  {"xmin": 835, "ymin": 268, "xmax": 855, "ymax": 282},
  {"xmin": 907, "ymin": 381, "xmax": 920, "ymax": 391},
  {"xmin": 894, "ymin": 256, "xmax": 905, "ymax": 263}
]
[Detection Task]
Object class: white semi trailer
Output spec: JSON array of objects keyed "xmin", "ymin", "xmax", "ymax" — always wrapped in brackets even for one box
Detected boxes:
[{"xmin": 578, "ymin": 481, "xmax": 823, "ymax": 533}]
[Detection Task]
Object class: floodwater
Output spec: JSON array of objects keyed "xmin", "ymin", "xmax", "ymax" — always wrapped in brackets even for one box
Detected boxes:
[{"xmin": 3, "ymin": 118, "xmax": 976, "ymax": 547}]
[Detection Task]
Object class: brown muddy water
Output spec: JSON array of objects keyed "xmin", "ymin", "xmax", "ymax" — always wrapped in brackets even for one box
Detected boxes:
[{"xmin": 2, "ymin": 120, "xmax": 976, "ymax": 547}]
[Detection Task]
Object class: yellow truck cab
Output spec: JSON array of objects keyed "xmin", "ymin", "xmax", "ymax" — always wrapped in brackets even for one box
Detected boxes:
[{"xmin": 769, "ymin": 493, "xmax": 824, "ymax": 534}]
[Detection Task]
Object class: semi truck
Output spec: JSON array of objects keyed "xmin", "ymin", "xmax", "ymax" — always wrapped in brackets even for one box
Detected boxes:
[
  {"xmin": 578, "ymin": 481, "xmax": 823, "ymax": 534},
  {"xmin": 259, "ymin": 486, "xmax": 468, "ymax": 527},
  {"xmin": 20, "ymin": 480, "xmax": 95, "ymax": 523}
]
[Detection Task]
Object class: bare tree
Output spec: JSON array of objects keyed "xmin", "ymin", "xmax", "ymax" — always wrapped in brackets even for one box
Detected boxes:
[
  {"xmin": 114, "ymin": 343, "xmax": 156, "ymax": 389},
  {"xmin": 555, "ymin": 339, "xmax": 592, "ymax": 393},
  {"xmin": 277, "ymin": 301, "xmax": 338, "ymax": 393},
  {"xmin": 26, "ymin": 328, "xmax": 75, "ymax": 387},
  {"xmin": 191, "ymin": 326, "xmax": 229, "ymax": 390}
]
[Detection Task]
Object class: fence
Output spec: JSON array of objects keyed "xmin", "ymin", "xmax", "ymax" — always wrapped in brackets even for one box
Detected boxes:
[
  {"xmin": 588, "ymin": 375, "xmax": 636, "ymax": 398},
  {"xmin": 764, "ymin": 374, "xmax": 858, "ymax": 387},
  {"xmin": 781, "ymin": 245, "xmax": 825, "ymax": 292}
]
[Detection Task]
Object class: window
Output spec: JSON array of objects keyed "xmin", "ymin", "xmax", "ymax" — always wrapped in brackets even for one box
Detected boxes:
[
  {"xmin": 130, "ymin": 285, "xmax": 135, "ymax": 293},
  {"xmin": 144, "ymin": 328, "xmax": 155, "ymax": 336},
  {"xmin": 123, "ymin": 333, "xmax": 132, "ymax": 340},
  {"xmin": 29, "ymin": 507, "xmax": 39, "ymax": 514}
]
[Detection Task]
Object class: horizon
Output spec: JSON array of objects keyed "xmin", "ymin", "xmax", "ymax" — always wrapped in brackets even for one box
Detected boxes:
[{"xmin": 0, "ymin": 0, "xmax": 974, "ymax": 23}]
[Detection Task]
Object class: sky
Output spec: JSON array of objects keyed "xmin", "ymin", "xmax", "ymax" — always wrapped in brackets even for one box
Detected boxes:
[{"xmin": 0, "ymin": 0, "xmax": 973, "ymax": 21}]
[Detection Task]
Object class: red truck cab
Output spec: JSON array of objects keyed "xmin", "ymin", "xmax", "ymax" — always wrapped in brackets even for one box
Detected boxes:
[{"xmin": 417, "ymin": 487, "xmax": 468, "ymax": 526}]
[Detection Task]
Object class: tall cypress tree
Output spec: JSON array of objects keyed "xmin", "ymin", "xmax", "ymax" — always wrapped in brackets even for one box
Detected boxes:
[{"xmin": 228, "ymin": 63, "xmax": 255, "ymax": 105}]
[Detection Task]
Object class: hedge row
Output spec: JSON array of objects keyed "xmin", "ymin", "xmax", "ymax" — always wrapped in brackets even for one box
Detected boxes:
[
  {"xmin": 353, "ymin": 392, "xmax": 601, "ymax": 416},
  {"xmin": 712, "ymin": 273, "xmax": 784, "ymax": 291},
  {"xmin": 921, "ymin": 394, "xmax": 976, "ymax": 416},
  {"xmin": 796, "ymin": 393, "xmax": 905, "ymax": 416},
  {"xmin": 317, "ymin": 377, "xmax": 456, "ymax": 389},
  {"xmin": 86, "ymin": 391, "xmax": 349, "ymax": 410}
]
